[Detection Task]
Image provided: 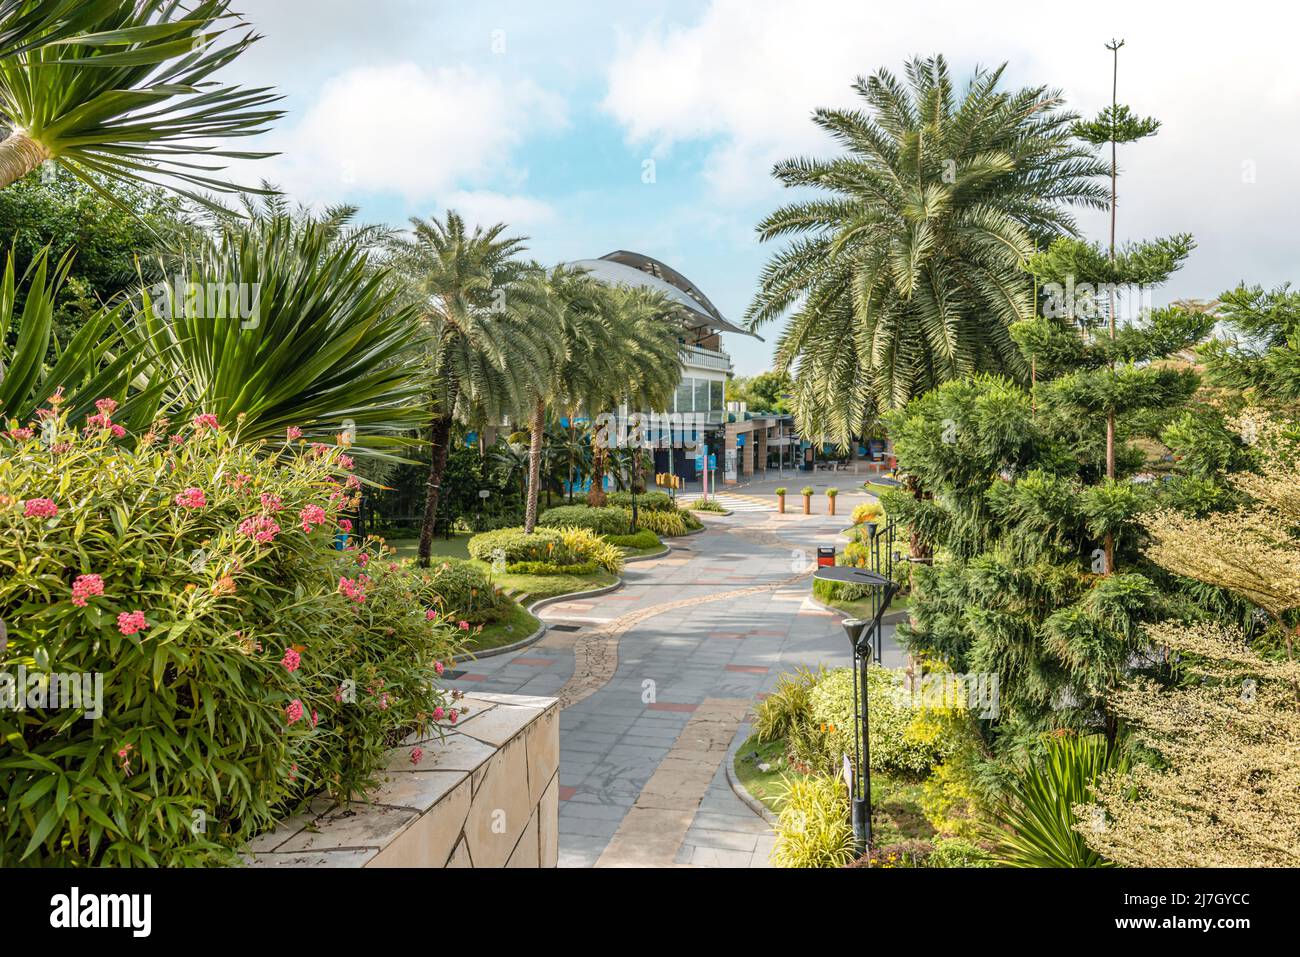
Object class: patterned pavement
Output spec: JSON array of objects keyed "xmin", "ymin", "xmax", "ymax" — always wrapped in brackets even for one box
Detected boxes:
[{"xmin": 444, "ymin": 480, "xmax": 901, "ymax": 868}]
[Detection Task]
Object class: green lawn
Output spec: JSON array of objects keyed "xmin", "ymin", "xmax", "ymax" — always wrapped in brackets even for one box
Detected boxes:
[
  {"xmin": 385, "ymin": 533, "xmax": 471, "ymax": 561},
  {"xmin": 733, "ymin": 732, "xmax": 932, "ymax": 845},
  {"xmin": 463, "ymin": 599, "xmax": 542, "ymax": 654}
]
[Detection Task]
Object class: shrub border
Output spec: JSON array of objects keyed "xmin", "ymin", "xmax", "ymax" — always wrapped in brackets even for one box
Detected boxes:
[{"xmin": 725, "ymin": 725, "xmax": 778, "ymax": 826}]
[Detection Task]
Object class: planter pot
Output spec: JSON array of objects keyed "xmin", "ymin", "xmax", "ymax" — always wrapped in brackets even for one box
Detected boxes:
[
  {"xmin": 777, "ymin": 494, "xmax": 785, "ymax": 513},
  {"xmin": 802, "ymin": 495, "xmax": 811, "ymax": 515},
  {"xmin": 828, "ymin": 498, "xmax": 836, "ymax": 516}
]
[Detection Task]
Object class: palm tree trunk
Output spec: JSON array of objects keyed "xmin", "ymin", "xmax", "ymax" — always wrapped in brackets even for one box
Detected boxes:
[
  {"xmin": 0, "ymin": 131, "xmax": 51, "ymax": 189},
  {"xmin": 524, "ymin": 400, "xmax": 545, "ymax": 533},
  {"xmin": 417, "ymin": 383, "xmax": 458, "ymax": 568},
  {"xmin": 588, "ymin": 431, "xmax": 607, "ymax": 506}
]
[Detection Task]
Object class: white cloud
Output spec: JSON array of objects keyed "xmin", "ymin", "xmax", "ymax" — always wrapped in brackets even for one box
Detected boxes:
[
  {"xmin": 436, "ymin": 190, "xmax": 557, "ymax": 232},
  {"xmin": 247, "ymin": 62, "xmax": 567, "ymax": 207}
]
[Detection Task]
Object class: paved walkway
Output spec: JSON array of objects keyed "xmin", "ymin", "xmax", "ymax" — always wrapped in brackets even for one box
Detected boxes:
[{"xmin": 444, "ymin": 478, "xmax": 903, "ymax": 868}]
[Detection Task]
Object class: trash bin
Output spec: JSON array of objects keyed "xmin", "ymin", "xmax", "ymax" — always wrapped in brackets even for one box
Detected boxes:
[{"xmin": 817, "ymin": 546, "xmax": 836, "ymax": 568}]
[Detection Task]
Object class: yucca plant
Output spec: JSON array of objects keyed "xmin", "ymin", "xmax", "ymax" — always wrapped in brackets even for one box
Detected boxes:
[
  {"xmin": 984, "ymin": 731, "xmax": 1128, "ymax": 867},
  {"xmin": 770, "ymin": 773, "xmax": 857, "ymax": 868},
  {"xmin": 0, "ymin": 244, "xmax": 151, "ymax": 425},
  {"xmin": 129, "ymin": 215, "xmax": 427, "ymax": 450},
  {"xmin": 0, "ymin": 0, "xmax": 282, "ymax": 199}
]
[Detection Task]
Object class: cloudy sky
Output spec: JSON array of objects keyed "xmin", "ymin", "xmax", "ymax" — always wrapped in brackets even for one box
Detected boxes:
[{"xmin": 226, "ymin": 0, "xmax": 1300, "ymax": 375}]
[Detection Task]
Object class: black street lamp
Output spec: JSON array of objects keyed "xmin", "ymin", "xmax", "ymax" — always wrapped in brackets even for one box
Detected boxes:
[{"xmin": 813, "ymin": 562, "xmax": 897, "ymax": 855}]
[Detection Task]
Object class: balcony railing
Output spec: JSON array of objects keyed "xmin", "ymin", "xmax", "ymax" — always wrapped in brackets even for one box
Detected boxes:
[{"xmin": 680, "ymin": 343, "xmax": 732, "ymax": 372}]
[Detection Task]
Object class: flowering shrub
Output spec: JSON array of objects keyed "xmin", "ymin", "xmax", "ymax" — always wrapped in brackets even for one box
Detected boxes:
[
  {"xmin": 468, "ymin": 526, "xmax": 624, "ymax": 574},
  {"xmin": 0, "ymin": 405, "xmax": 461, "ymax": 865},
  {"xmin": 407, "ymin": 558, "xmax": 508, "ymax": 626}
]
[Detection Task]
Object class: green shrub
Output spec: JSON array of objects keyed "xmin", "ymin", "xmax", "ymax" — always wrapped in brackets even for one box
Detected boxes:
[
  {"xmin": 506, "ymin": 560, "xmax": 600, "ymax": 576},
  {"xmin": 775, "ymin": 487, "xmax": 788, "ymax": 496},
  {"xmin": 927, "ymin": 837, "xmax": 994, "ymax": 868},
  {"xmin": 800, "ymin": 486, "xmax": 815, "ymax": 496},
  {"xmin": 0, "ymin": 407, "xmax": 462, "ymax": 865},
  {"xmin": 690, "ymin": 497, "xmax": 726, "ymax": 513},
  {"xmin": 604, "ymin": 529, "xmax": 660, "ymax": 550},
  {"xmin": 468, "ymin": 527, "xmax": 580, "ymax": 567},
  {"xmin": 554, "ymin": 526, "xmax": 624, "ymax": 574},
  {"xmin": 604, "ymin": 490, "xmax": 676, "ymax": 512},
  {"xmin": 770, "ymin": 773, "xmax": 856, "ymax": 868},
  {"xmin": 410, "ymin": 558, "xmax": 507, "ymax": 625},
  {"xmin": 538, "ymin": 504, "xmax": 631, "ymax": 535},
  {"xmin": 796, "ymin": 667, "xmax": 959, "ymax": 776},
  {"xmin": 633, "ymin": 508, "xmax": 690, "ymax": 537},
  {"xmin": 754, "ymin": 666, "xmax": 820, "ymax": 742},
  {"xmin": 826, "ymin": 487, "xmax": 838, "ymax": 498}
]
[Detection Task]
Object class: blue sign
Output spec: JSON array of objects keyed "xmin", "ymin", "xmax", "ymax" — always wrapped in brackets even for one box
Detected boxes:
[
  {"xmin": 737, "ymin": 434, "xmax": 746, "ymax": 447},
  {"xmin": 465, "ymin": 431, "xmax": 477, "ymax": 447},
  {"xmin": 694, "ymin": 454, "xmax": 704, "ymax": 471},
  {"xmin": 708, "ymin": 454, "xmax": 717, "ymax": 470}
]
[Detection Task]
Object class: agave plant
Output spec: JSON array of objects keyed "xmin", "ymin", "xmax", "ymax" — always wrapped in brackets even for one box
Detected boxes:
[
  {"xmin": 985, "ymin": 732, "xmax": 1128, "ymax": 867},
  {"xmin": 128, "ymin": 215, "xmax": 427, "ymax": 450},
  {"xmin": 0, "ymin": 0, "xmax": 281, "ymax": 199},
  {"xmin": 0, "ymin": 243, "xmax": 150, "ymax": 425}
]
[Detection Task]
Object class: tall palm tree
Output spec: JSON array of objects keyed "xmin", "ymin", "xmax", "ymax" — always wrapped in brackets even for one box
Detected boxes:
[
  {"xmin": 585, "ymin": 286, "xmax": 684, "ymax": 507},
  {"xmin": 387, "ymin": 212, "xmax": 557, "ymax": 565},
  {"xmin": 747, "ymin": 55, "xmax": 1109, "ymax": 445},
  {"xmin": 521, "ymin": 266, "xmax": 618, "ymax": 531},
  {"xmin": 0, "ymin": 0, "xmax": 281, "ymax": 200}
]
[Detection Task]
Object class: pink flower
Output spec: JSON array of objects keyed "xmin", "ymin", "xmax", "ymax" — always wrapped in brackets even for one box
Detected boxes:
[
  {"xmin": 260, "ymin": 493, "xmax": 283, "ymax": 512},
  {"xmin": 338, "ymin": 574, "xmax": 370, "ymax": 603},
  {"xmin": 192, "ymin": 413, "xmax": 220, "ymax": 432},
  {"xmin": 346, "ymin": 475, "xmax": 361, "ymax": 490},
  {"xmin": 458, "ymin": 620, "xmax": 470, "ymax": 632},
  {"xmin": 309, "ymin": 443, "xmax": 330, "ymax": 458},
  {"xmin": 170, "ymin": 434, "xmax": 185, "ymax": 446},
  {"xmin": 237, "ymin": 514, "xmax": 280, "ymax": 544},
  {"xmin": 311, "ymin": 710, "xmax": 319, "ymax": 727},
  {"xmin": 299, "ymin": 504, "xmax": 326, "ymax": 533},
  {"xmin": 286, "ymin": 699, "xmax": 304, "ymax": 724},
  {"xmin": 24, "ymin": 498, "xmax": 58, "ymax": 518},
  {"xmin": 357, "ymin": 552, "xmax": 370, "ymax": 568},
  {"xmin": 434, "ymin": 660, "xmax": 445, "ymax": 675},
  {"xmin": 338, "ymin": 518, "xmax": 353, "ymax": 533},
  {"xmin": 378, "ymin": 692, "xmax": 389, "ymax": 711},
  {"xmin": 338, "ymin": 454, "xmax": 355, "ymax": 471},
  {"xmin": 286, "ymin": 426, "xmax": 303, "ymax": 441},
  {"xmin": 71, "ymin": 574, "xmax": 104, "ymax": 607},
  {"xmin": 425, "ymin": 609, "xmax": 437, "ymax": 621},
  {"xmin": 174, "ymin": 487, "xmax": 207, "ymax": 509},
  {"xmin": 410, "ymin": 748, "xmax": 424, "ymax": 765},
  {"xmin": 448, "ymin": 709, "xmax": 458, "ymax": 724},
  {"xmin": 110, "ymin": 424, "xmax": 126, "ymax": 438},
  {"xmin": 85, "ymin": 412, "xmax": 112, "ymax": 430},
  {"xmin": 280, "ymin": 648, "xmax": 301, "ymax": 672},
  {"xmin": 117, "ymin": 610, "xmax": 149, "ymax": 636},
  {"xmin": 95, "ymin": 398, "xmax": 118, "ymax": 416},
  {"xmin": 433, "ymin": 706, "xmax": 445, "ymax": 720},
  {"xmin": 7, "ymin": 427, "xmax": 33, "ymax": 441}
]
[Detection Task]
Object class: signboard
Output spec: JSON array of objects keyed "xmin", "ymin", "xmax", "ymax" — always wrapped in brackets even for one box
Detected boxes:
[
  {"xmin": 708, "ymin": 453, "xmax": 717, "ymax": 470},
  {"xmin": 724, "ymin": 449, "xmax": 736, "ymax": 482},
  {"xmin": 694, "ymin": 454, "xmax": 705, "ymax": 471},
  {"xmin": 842, "ymin": 754, "xmax": 854, "ymax": 795}
]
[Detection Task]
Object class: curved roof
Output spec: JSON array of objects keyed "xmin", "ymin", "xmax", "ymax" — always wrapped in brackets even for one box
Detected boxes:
[{"xmin": 564, "ymin": 250, "xmax": 761, "ymax": 341}]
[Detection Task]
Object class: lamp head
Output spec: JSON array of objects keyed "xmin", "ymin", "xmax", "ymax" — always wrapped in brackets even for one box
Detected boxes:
[
  {"xmin": 841, "ymin": 617, "xmax": 870, "ymax": 651},
  {"xmin": 865, "ymin": 521, "xmax": 878, "ymax": 540}
]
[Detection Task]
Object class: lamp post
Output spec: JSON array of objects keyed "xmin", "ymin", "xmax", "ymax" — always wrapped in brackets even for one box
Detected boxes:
[
  {"xmin": 476, "ymin": 488, "xmax": 491, "ymax": 532},
  {"xmin": 813, "ymin": 562, "xmax": 897, "ymax": 855}
]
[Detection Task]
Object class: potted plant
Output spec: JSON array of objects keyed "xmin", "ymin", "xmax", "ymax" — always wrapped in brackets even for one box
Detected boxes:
[
  {"xmin": 775, "ymin": 487, "xmax": 787, "ymax": 513},
  {"xmin": 826, "ymin": 487, "xmax": 838, "ymax": 516},
  {"xmin": 801, "ymin": 486, "xmax": 814, "ymax": 514}
]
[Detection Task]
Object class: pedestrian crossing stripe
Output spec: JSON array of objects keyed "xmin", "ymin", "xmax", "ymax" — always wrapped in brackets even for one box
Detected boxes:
[{"xmin": 709, "ymin": 492, "xmax": 776, "ymax": 512}]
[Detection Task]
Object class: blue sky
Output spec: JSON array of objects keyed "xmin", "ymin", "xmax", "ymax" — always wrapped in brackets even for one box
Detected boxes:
[{"xmin": 229, "ymin": 0, "xmax": 1300, "ymax": 376}]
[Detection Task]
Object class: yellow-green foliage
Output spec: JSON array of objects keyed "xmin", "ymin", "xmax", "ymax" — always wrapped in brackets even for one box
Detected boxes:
[
  {"xmin": 771, "ymin": 773, "xmax": 856, "ymax": 868},
  {"xmin": 852, "ymin": 501, "xmax": 884, "ymax": 525},
  {"xmin": 554, "ymin": 526, "xmax": 624, "ymax": 575},
  {"xmin": 754, "ymin": 666, "xmax": 820, "ymax": 742},
  {"xmin": 633, "ymin": 507, "xmax": 690, "ymax": 537}
]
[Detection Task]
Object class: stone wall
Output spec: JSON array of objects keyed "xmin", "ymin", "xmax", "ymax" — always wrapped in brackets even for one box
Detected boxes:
[{"xmin": 246, "ymin": 693, "xmax": 559, "ymax": 868}]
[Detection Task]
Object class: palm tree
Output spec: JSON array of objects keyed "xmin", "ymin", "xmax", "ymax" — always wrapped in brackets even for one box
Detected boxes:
[
  {"xmin": 387, "ymin": 212, "xmax": 557, "ymax": 565},
  {"xmin": 0, "ymin": 1, "xmax": 281, "ymax": 200},
  {"xmin": 747, "ymin": 55, "xmax": 1109, "ymax": 445},
  {"xmin": 130, "ymin": 215, "xmax": 427, "ymax": 447}
]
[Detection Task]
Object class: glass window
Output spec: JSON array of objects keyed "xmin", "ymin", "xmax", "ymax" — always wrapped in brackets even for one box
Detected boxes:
[
  {"xmin": 694, "ymin": 378, "xmax": 709, "ymax": 413},
  {"xmin": 710, "ymin": 379, "xmax": 724, "ymax": 411},
  {"xmin": 675, "ymin": 378, "xmax": 694, "ymax": 413}
]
